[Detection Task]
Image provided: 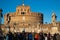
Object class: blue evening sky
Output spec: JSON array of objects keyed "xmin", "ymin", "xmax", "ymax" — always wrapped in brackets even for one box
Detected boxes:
[{"xmin": 0, "ymin": 0, "xmax": 60, "ymax": 24}]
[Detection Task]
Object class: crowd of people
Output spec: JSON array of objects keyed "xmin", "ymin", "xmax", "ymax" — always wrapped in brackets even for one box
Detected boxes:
[{"xmin": 0, "ymin": 31, "xmax": 60, "ymax": 40}]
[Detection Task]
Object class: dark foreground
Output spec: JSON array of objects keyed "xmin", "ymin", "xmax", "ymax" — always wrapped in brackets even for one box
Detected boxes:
[{"xmin": 0, "ymin": 31, "xmax": 60, "ymax": 40}]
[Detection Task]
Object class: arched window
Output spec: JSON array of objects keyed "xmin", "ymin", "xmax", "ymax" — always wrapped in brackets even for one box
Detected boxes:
[
  {"xmin": 24, "ymin": 9, "xmax": 26, "ymax": 11},
  {"xmin": 21, "ymin": 12, "xmax": 25, "ymax": 15},
  {"xmin": 21, "ymin": 9, "xmax": 23, "ymax": 11},
  {"xmin": 28, "ymin": 9, "xmax": 29, "ymax": 13},
  {"xmin": 17, "ymin": 9, "xmax": 19, "ymax": 13}
]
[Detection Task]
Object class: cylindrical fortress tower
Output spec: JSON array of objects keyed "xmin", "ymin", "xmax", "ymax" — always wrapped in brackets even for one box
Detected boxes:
[
  {"xmin": 4, "ymin": 5, "xmax": 43, "ymax": 28},
  {"xmin": 3, "ymin": 5, "xmax": 43, "ymax": 33}
]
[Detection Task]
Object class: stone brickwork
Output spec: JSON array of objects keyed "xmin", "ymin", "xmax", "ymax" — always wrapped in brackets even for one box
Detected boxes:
[{"xmin": 0, "ymin": 5, "xmax": 60, "ymax": 34}]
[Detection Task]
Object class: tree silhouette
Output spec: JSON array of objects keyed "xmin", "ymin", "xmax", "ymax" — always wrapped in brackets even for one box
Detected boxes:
[
  {"xmin": 0, "ymin": 9, "xmax": 3, "ymax": 24},
  {"xmin": 0, "ymin": 9, "xmax": 3, "ymax": 34}
]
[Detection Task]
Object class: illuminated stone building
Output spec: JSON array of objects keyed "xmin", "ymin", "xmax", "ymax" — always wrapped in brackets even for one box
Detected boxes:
[{"xmin": 0, "ymin": 4, "xmax": 60, "ymax": 34}]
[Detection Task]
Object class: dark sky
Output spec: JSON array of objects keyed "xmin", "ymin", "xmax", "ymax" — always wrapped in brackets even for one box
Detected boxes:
[{"xmin": 0, "ymin": 0, "xmax": 60, "ymax": 24}]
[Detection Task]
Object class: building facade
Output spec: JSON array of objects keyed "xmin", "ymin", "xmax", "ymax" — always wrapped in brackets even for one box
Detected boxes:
[{"xmin": 0, "ymin": 4, "xmax": 60, "ymax": 34}]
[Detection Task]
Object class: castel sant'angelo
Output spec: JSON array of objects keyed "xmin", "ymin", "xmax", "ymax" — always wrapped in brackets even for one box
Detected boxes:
[{"xmin": 0, "ymin": 2, "xmax": 60, "ymax": 34}]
